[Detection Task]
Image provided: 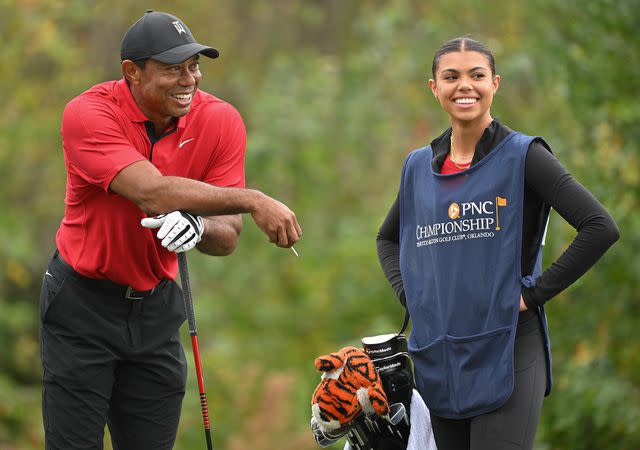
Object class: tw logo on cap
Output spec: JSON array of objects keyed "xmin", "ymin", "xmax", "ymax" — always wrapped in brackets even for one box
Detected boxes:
[{"xmin": 172, "ymin": 21, "xmax": 187, "ymax": 35}]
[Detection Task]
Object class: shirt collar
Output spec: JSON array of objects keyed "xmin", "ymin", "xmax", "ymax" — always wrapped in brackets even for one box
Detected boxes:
[
  {"xmin": 114, "ymin": 77, "xmax": 189, "ymax": 129},
  {"xmin": 430, "ymin": 118, "xmax": 513, "ymax": 171}
]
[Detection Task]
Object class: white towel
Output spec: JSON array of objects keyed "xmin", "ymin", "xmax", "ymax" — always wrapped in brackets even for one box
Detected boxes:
[
  {"xmin": 407, "ymin": 388, "xmax": 437, "ymax": 450},
  {"xmin": 344, "ymin": 389, "xmax": 437, "ymax": 450}
]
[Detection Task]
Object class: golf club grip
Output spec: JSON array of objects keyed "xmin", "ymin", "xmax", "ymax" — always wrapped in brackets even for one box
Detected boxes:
[{"xmin": 177, "ymin": 253, "xmax": 197, "ymax": 334}]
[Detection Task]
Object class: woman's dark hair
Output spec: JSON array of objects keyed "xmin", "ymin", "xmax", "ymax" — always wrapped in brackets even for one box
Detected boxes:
[{"xmin": 431, "ymin": 37, "xmax": 496, "ymax": 78}]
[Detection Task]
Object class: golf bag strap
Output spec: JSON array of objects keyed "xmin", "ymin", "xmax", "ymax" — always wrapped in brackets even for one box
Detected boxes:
[{"xmin": 397, "ymin": 310, "xmax": 410, "ymax": 336}]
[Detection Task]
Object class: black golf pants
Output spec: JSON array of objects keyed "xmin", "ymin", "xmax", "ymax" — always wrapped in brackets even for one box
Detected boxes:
[
  {"xmin": 429, "ymin": 309, "xmax": 548, "ymax": 450},
  {"xmin": 39, "ymin": 252, "xmax": 187, "ymax": 450}
]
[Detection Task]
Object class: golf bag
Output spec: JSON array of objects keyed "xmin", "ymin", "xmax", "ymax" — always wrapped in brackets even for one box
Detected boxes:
[{"xmin": 312, "ymin": 318, "xmax": 415, "ymax": 450}]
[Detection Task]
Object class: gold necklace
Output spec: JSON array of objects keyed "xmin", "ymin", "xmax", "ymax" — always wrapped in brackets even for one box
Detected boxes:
[{"xmin": 450, "ymin": 132, "xmax": 472, "ymax": 169}]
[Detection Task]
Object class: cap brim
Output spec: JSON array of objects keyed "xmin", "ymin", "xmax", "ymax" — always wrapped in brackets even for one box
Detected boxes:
[{"xmin": 151, "ymin": 42, "xmax": 219, "ymax": 64}]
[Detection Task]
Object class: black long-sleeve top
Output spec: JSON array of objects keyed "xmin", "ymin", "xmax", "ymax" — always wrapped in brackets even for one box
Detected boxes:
[{"xmin": 377, "ymin": 119, "xmax": 619, "ymax": 310}]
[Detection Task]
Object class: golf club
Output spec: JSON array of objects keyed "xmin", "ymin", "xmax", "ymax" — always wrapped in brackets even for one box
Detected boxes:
[{"xmin": 177, "ymin": 252, "xmax": 214, "ymax": 450}]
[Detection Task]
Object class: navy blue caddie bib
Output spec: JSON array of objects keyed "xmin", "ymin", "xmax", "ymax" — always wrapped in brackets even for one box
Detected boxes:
[{"xmin": 399, "ymin": 131, "xmax": 551, "ymax": 419}]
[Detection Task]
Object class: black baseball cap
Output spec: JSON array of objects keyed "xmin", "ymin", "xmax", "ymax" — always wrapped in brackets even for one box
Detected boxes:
[{"xmin": 121, "ymin": 10, "xmax": 219, "ymax": 64}]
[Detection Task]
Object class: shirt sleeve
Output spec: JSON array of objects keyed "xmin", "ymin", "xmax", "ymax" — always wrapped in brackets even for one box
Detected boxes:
[
  {"xmin": 376, "ymin": 193, "xmax": 406, "ymax": 306},
  {"xmin": 521, "ymin": 141, "xmax": 619, "ymax": 307},
  {"xmin": 201, "ymin": 102, "xmax": 246, "ymax": 189},
  {"xmin": 61, "ymin": 98, "xmax": 146, "ymax": 192}
]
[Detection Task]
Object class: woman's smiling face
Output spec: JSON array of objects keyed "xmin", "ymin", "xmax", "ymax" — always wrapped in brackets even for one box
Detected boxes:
[{"xmin": 429, "ymin": 51, "xmax": 500, "ymax": 126}]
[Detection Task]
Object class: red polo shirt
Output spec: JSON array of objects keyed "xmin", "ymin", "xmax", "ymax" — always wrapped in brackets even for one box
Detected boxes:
[{"xmin": 56, "ymin": 78, "xmax": 246, "ymax": 290}]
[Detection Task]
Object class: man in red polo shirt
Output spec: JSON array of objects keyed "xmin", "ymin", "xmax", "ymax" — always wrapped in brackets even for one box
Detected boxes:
[{"xmin": 40, "ymin": 10, "xmax": 301, "ymax": 450}]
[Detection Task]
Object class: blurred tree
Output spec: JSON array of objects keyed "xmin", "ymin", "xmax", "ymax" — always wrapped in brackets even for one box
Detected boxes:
[{"xmin": 0, "ymin": 0, "xmax": 637, "ymax": 449}]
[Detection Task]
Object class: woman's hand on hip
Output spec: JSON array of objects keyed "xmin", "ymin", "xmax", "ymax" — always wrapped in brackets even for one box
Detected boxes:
[{"xmin": 519, "ymin": 294, "xmax": 528, "ymax": 312}]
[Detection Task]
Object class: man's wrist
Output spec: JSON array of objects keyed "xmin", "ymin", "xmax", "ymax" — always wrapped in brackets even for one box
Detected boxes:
[
  {"xmin": 244, "ymin": 189, "xmax": 264, "ymax": 214},
  {"xmin": 199, "ymin": 216, "xmax": 209, "ymax": 238}
]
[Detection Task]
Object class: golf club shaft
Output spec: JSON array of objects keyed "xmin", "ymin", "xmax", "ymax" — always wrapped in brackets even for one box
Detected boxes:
[{"xmin": 177, "ymin": 253, "xmax": 213, "ymax": 450}]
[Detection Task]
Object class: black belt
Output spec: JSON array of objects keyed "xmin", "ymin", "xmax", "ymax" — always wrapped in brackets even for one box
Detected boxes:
[{"xmin": 52, "ymin": 250, "xmax": 163, "ymax": 300}]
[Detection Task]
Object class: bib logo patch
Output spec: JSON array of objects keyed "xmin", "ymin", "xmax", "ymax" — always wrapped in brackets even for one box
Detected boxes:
[
  {"xmin": 448, "ymin": 202, "xmax": 460, "ymax": 219},
  {"xmin": 416, "ymin": 196, "xmax": 508, "ymax": 247}
]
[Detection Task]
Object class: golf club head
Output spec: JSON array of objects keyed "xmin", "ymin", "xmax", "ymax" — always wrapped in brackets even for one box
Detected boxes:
[
  {"xmin": 343, "ymin": 403, "xmax": 409, "ymax": 449},
  {"xmin": 310, "ymin": 416, "xmax": 351, "ymax": 447},
  {"xmin": 387, "ymin": 402, "xmax": 407, "ymax": 426}
]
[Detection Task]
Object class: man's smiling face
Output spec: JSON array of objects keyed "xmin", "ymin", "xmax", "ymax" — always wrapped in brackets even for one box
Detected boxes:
[{"xmin": 126, "ymin": 55, "xmax": 202, "ymax": 131}]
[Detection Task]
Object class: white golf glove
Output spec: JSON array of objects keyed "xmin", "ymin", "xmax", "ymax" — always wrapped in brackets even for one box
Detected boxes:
[{"xmin": 141, "ymin": 211, "xmax": 205, "ymax": 253}]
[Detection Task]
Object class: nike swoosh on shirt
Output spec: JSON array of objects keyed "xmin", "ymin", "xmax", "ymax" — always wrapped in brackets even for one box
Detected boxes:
[
  {"xmin": 179, "ymin": 138, "xmax": 195, "ymax": 149},
  {"xmin": 45, "ymin": 271, "xmax": 53, "ymax": 277}
]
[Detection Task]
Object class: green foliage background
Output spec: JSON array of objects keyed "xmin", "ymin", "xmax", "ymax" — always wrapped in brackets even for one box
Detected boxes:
[{"xmin": 1, "ymin": 0, "xmax": 638, "ymax": 449}]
